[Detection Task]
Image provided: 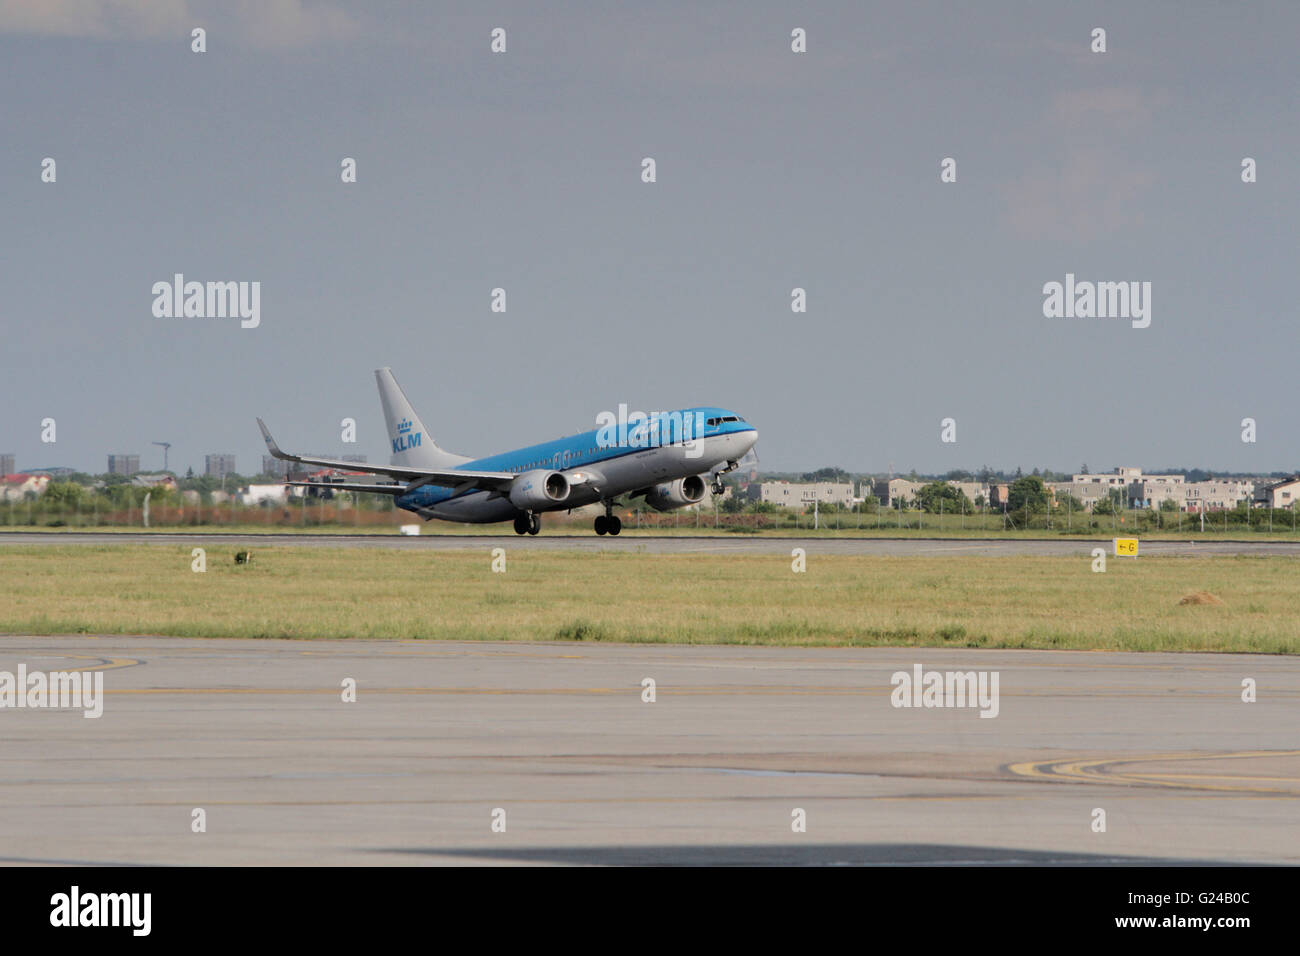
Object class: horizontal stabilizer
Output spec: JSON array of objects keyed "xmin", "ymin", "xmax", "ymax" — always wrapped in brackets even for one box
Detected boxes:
[{"xmin": 257, "ymin": 417, "xmax": 515, "ymax": 493}]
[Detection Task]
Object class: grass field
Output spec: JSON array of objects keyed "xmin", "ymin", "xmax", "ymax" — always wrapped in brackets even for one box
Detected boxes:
[
  {"xmin": 8, "ymin": 521, "xmax": 1300, "ymax": 540},
  {"xmin": 1, "ymin": 544, "xmax": 1297, "ymax": 653}
]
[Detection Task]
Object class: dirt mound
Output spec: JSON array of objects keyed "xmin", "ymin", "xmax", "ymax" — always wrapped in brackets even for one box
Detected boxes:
[{"xmin": 1178, "ymin": 591, "xmax": 1225, "ymax": 606}]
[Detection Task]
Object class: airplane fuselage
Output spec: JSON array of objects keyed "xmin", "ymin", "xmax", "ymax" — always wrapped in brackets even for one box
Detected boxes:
[{"xmin": 397, "ymin": 408, "xmax": 757, "ymax": 523}]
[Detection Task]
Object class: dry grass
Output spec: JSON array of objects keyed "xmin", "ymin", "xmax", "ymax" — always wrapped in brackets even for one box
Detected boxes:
[
  {"xmin": 1178, "ymin": 590, "xmax": 1226, "ymax": 606},
  {"xmin": 0, "ymin": 545, "xmax": 1296, "ymax": 653}
]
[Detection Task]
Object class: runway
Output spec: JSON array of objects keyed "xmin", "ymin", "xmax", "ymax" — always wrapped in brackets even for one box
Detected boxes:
[
  {"xmin": 4, "ymin": 531, "xmax": 1300, "ymax": 557},
  {"xmin": 0, "ymin": 636, "xmax": 1296, "ymax": 865}
]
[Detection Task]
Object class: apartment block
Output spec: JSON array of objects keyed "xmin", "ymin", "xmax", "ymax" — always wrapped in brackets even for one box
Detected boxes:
[{"xmin": 747, "ymin": 481, "xmax": 856, "ymax": 508}]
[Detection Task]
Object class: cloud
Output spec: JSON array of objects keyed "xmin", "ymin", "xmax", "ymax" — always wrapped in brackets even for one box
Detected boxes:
[
  {"xmin": 1002, "ymin": 87, "xmax": 1165, "ymax": 241},
  {"xmin": 0, "ymin": 0, "xmax": 358, "ymax": 48},
  {"xmin": 1003, "ymin": 150, "xmax": 1156, "ymax": 242},
  {"xmin": 1050, "ymin": 87, "xmax": 1167, "ymax": 134},
  {"xmin": 229, "ymin": 0, "xmax": 358, "ymax": 49},
  {"xmin": 0, "ymin": 0, "xmax": 189, "ymax": 39}
]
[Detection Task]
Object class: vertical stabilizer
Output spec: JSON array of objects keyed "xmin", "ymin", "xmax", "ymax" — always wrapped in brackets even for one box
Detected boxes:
[{"xmin": 375, "ymin": 368, "xmax": 470, "ymax": 468}]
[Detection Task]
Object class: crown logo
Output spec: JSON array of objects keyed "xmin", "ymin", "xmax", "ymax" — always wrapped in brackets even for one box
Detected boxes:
[{"xmin": 397, "ymin": 418, "xmax": 412, "ymax": 435}]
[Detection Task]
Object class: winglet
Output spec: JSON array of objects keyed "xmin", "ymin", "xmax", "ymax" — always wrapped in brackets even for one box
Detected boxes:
[{"xmin": 256, "ymin": 418, "xmax": 291, "ymax": 460}]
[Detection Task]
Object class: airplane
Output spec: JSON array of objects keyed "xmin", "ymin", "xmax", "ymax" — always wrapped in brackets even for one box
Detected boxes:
[{"xmin": 257, "ymin": 368, "xmax": 758, "ymax": 536}]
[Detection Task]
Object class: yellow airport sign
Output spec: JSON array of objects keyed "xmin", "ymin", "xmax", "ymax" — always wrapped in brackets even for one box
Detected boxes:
[{"xmin": 1114, "ymin": 537, "xmax": 1139, "ymax": 557}]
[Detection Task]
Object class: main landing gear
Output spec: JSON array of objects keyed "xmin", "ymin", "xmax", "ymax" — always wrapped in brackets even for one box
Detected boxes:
[
  {"xmin": 513, "ymin": 513, "xmax": 540, "ymax": 535},
  {"xmin": 594, "ymin": 500, "xmax": 621, "ymax": 536}
]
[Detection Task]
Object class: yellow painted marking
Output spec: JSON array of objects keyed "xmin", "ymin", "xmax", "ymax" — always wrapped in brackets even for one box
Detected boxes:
[
  {"xmin": 56, "ymin": 655, "xmax": 141, "ymax": 672},
  {"xmin": 1009, "ymin": 750, "xmax": 1300, "ymax": 794}
]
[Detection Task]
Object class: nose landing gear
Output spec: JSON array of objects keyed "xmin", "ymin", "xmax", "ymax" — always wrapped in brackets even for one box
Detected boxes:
[{"xmin": 711, "ymin": 460, "xmax": 739, "ymax": 497}]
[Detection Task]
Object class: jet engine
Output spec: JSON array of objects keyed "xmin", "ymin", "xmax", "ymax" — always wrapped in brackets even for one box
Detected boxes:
[
  {"xmin": 644, "ymin": 475, "xmax": 707, "ymax": 512},
  {"xmin": 509, "ymin": 470, "xmax": 570, "ymax": 510}
]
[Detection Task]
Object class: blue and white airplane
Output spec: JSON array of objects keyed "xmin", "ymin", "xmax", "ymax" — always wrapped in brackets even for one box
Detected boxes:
[{"xmin": 257, "ymin": 368, "xmax": 758, "ymax": 536}]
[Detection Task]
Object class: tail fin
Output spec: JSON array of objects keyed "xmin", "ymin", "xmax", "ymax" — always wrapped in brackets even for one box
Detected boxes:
[{"xmin": 375, "ymin": 367, "xmax": 471, "ymax": 468}]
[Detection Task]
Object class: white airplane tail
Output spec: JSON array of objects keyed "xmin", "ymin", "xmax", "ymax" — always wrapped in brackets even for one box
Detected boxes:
[{"xmin": 375, "ymin": 367, "xmax": 471, "ymax": 468}]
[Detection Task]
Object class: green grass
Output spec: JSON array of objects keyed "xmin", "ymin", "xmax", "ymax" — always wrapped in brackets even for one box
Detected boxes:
[
  {"xmin": 1, "ymin": 545, "xmax": 1297, "ymax": 653},
  {"xmin": 7, "ymin": 520, "xmax": 1300, "ymax": 540}
]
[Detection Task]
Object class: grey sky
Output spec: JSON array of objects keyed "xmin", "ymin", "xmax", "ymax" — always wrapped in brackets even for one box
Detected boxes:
[{"xmin": 3, "ymin": 1, "xmax": 1297, "ymax": 476}]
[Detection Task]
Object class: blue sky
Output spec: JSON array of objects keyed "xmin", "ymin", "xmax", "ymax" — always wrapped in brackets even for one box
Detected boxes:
[{"xmin": 3, "ymin": 1, "xmax": 1297, "ymax": 475}]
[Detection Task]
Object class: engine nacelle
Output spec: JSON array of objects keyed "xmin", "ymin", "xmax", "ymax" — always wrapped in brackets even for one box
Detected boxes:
[
  {"xmin": 644, "ymin": 475, "xmax": 707, "ymax": 512},
  {"xmin": 509, "ymin": 469, "xmax": 570, "ymax": 511}
]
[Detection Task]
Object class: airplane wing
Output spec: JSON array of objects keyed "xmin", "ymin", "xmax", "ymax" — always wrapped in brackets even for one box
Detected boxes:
[
  {"xmin": 257, "ymin": 418, "xmax": 516, "ymax": 494},
  {"xmin": 285, "ymin": 480, "xmax": 408, "ymax": 496}
]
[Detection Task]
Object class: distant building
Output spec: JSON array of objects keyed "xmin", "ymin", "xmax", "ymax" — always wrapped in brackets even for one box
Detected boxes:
[
  {"xmin": 1255, "ymin": 477, "xmax": 1300, "ymax": 509},
  {"xmin": 1185, "ymin": 480, "xmax": 1253, "ymax": 512},
  {"xmin": 2, "ymin": 474, "xmax": 50, "ymax": 501},
  {"xmin": 872, "ymin": 478, "xmax": 924, "ymax": 508},
  {"xmin": 0, "ymin": 455, "xmax": 13, "ymax": 476},
  {"xmin": 1071, "ymin": 467, "xmax": 1136, "ymax": 489},
  {"xmin": 262, "ymin": 455, "xmax": 289, "ymax": 477},
  {"xmin": 107, "ymin": 454, "xmax": 139, "ymax": 476},
  {"xmin": 747, "ymin": 481, "xmax": 856, "ymax": 508},
  {"xmin": 873, "ymin": 479, "xmax": 988, "ymax": 508},
  {"xmin": 242, "ymin": 483, "xmax": 289, "ymax": 505},
  {"xmin": 1055, "ymin": 467, "xmax": 1258, "ymax": 512},
  {"xmin": 1049, "ymin": 481, "xmax": 1108, "ymax": 510},
  {"xmin": 205, "ymin": 454, "xmax": 236, "ymax": 478},
  {"xmin": 947, "ymin": 481, "xmax": 987, "ymax": 503},
  {"xmin": 988, "ymin": 483, "xmax": 1011, "ymax": 509},
  {"xmin": 1127, "ymin": 475, "xmax": 1185, "ymax": 510}
]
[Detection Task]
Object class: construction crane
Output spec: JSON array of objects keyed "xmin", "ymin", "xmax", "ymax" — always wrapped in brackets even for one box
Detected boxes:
[{"xmin": 152, "ymin": 441, "xmax": 172, "ymax": 473}]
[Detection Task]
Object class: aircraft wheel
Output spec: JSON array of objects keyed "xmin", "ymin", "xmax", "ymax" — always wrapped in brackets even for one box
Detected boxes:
[
  {"xmin": 513, "ymin": 514, "xmax": 529, "ymax": 535},
  {"xmin": 528, "ymin": 514, "xmax": 541, "ymax": 535},
  {"xmin": 608, "ymin": 516, "xmax": 622, "ymax": 535},
  {"xmin": 711, "ymin": 481, "xmax": 724, "ymax": 495},
  {"xmin": 594, "ymin": 515, "xmax": 607, "ymax": 535}
]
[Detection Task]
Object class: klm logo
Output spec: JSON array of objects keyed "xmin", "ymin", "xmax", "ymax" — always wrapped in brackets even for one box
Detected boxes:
[{"xmin": 392, "ymin": 418, "xmax": 422, "ymax": 453}]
